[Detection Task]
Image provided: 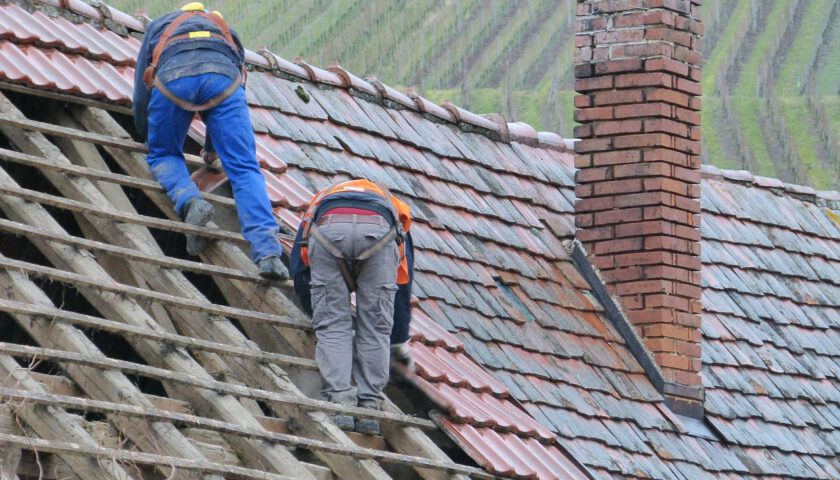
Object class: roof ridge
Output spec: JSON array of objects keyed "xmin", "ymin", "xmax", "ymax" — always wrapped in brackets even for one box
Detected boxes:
[
  {"xmin": 35, "ymin": 0, "xmax": 570, "ymax": 151},
  {"xmin": 30, "ymin": 0, "xmax": 146, "ymax": 31},
  {"xmin": 700, "ymin": 163, "xmax": 840, "ymax": 209}
]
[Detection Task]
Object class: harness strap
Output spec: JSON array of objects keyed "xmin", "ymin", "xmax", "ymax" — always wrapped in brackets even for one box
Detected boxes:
[
  {"xmin": 372, "ymin": 181, "xmax": 405, "ymax": 243},
  {"xmin": 152, "ymin": 73, "xmax": 242, "ymax": 112},
  {"xmin": 310, "ymin": 227, "xmax": 357, "ymax": 291},
  {"xmin": 151, "ymin": 12, "xmax": 196, "ymax": 68},
  {"xmin": 144, "ymin": 10, "xmax": 240, "ymax": 88},
  {"xmin": 310, "ymin": 225, "xmax": 397, "ymax": 292},
  {"xmin": 300, "ymin": 179, "xmax": 352, "ymax": 244},
  {"xmin": 356, "ymin": 227, "xmax": 397, "ymax": 261},
  {"xmin": 310, "ymin": 227, "xmax": 345, "ymax": 260}
]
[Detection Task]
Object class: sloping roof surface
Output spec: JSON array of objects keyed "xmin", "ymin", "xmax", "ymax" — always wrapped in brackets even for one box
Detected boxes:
[
  {"xmin": 2, "ymin": 3, "xmax": 511, "ymax": 480},
  {"xmin": 0, "ymin": 2, "xmax": 586, "ymax": 478},
  {"xmin": 3, "ymin": 1, "xmax": 840, "ymax": 479},
  {"xmin": 699, "ymin": 165, "xmax": 840, "ymax": 473}
]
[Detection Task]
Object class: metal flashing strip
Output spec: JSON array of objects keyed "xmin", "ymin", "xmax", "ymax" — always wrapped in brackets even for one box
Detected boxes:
[{"xmin": 568, "ymin": 240, "xmax": 705, "ymax": 417}]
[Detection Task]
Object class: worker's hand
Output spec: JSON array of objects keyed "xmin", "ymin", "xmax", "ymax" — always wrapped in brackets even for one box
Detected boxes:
[
  {"xmin": 201, "ymin": 149, "xmax": 222, "ymax": 171},
  {"xmin": 390, "ymin": 342, "xmax": 415, "ymax": 376}
]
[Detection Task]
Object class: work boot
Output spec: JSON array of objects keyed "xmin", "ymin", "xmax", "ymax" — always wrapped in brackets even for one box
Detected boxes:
[
  {"xmin": 330, "ymin": 414, "xmax": 354, "ymax": 431},
  {"xmin": 257, "ymin": 255, "xmax": 290, "ymax": 280},
  {"xmin": 354, "ymin": 418, "xmax": 380, "ymax": 436},
  {"xmin": 181, "ymin": 197, "xmax": 214, "ymax": 256}
]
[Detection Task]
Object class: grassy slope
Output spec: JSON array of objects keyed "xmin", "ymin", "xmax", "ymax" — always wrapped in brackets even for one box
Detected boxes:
[
  {"xmin": 815, "ymin": 16, "xmax": 840, "ymax": 96},
  {"xmin": 777, "ymin": 0, "xmax": 833, "ymax": 96},
  {"xmin": 815, "ymin": 97, "xmax": 840, "ymax": 187},
  {"xmin": 464, "ymin": 1, "xmax": 539, "ymax": 88},
  {"xmin": 700, "ymin": 0, "xmax": 751, "ymax": 170},
  {"xmin": 701, "ymin": 0, "xmax": 752, "ymax": 95},
  {"xmin": 701, "ymin": 98, "xmax": 734, "ymax": 170},
  {"xmin": 779, "ymin": 98, "xmax": 832, "ymax": 189},
  {"xmin": 775, "ymin": 0, "xmax": 835, "ymax": 188},
  {"xmin": 508, "ymin": 5, "xmax": 570, "ymax": 89},
  {"xmin": 730, "ymin": 0, "xmax": 793, "ymax": 177},
  {"xmin": 111, "ymin": 0, "xmax": 840, "ymax": 189}
]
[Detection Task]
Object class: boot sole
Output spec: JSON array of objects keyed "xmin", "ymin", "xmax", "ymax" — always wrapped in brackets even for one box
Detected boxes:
[
  {"xmin": 330, "ymin": 415, "xmax": 355, "ymax": 431},
  {"xmin": 258, "ymin": 268, "xmax": 286, "ymax": 280},
  {"xmin": 258, "ymin": 257, "xmax": 289, "ymax": 280},
  {"xmin": 353, "ymin": 421, "xmax": 380, "ymax": 436}
]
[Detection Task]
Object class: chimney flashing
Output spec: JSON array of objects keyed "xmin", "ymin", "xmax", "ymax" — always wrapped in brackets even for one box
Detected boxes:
[{"xmin": 569, "ymin": 240, "xmax": 703, "ymax": 417}]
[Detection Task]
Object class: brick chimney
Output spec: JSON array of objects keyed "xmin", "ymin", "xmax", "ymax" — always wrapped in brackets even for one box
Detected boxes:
[{"xmin": 573, "ymin": 0, "xmax": 704, "ymax": 415}]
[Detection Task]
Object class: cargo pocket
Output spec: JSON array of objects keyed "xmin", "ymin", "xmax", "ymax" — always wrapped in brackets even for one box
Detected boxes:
[
  {"xmin": 309, "ymin": 281, "xmax": 328, "ymax": 329},
  {"xmin": 376, "ymin": 284, "xmax": 398, "ymax": 334}
]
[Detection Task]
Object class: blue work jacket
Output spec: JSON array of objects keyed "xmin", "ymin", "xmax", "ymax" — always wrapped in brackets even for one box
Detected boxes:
[
  {"xmin": 132, "ymin": 10, "xmax": 245, "ymax": 142},
  {"xmin": 289, "ymin": 192, "xmax": 414, "ymax": 345}
]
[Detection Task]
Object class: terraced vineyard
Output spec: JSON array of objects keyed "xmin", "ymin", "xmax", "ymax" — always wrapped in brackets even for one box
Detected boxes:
[{"xmin": 113, "ymin": 0, "xmax": 840, "ymax": 189}]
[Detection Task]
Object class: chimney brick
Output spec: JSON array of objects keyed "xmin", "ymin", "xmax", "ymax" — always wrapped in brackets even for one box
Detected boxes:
[{"xmin": 575, "ymin": 0, "xmax": 704, "ymax": 415}]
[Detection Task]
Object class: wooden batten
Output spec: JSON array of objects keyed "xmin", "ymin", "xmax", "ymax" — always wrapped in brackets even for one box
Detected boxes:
[{"xmin": 0, "ymin": 88, "xmax": 487, "ymax": 480}]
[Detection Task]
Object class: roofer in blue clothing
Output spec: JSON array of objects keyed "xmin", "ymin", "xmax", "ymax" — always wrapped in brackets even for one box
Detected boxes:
[{"xmin": 132, "ymin": 2, "xmax": 288, "ymax": 280}]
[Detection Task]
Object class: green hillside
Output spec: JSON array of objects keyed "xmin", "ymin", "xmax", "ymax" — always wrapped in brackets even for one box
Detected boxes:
[{"xmin": 112, "ymin": 0, "xmax": 840, "ymax": 189}]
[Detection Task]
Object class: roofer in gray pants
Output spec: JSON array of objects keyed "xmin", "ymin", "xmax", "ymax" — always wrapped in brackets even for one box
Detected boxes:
[{"xmin": 290, "ymin": 179, "xmax": 415, "ymax": 435}]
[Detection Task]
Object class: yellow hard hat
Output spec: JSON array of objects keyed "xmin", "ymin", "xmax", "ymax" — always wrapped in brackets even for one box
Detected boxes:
[
  {"xmin": 181, "ymin": 2, "xmax": 205, "ymax": 11},
  {"xmin": 211, "ymin": 10, "xmax": 223, "ymax": 19}
]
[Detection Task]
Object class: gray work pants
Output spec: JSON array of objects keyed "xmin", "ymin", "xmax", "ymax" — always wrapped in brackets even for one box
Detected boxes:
[{"xmin": 309, "ymin": 215, "xmax": 399, "ymax": 409}]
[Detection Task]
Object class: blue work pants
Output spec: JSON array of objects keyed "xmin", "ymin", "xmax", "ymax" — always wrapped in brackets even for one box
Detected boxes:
[{"xmin": 146, "ymin": 73, "xmax": 282, "ymax": 261}]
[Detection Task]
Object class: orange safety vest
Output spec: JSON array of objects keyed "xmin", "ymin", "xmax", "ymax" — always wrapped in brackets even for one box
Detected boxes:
[{"xmin": 300, "ymin": 179, "xmax": 412, "ymax": 284}]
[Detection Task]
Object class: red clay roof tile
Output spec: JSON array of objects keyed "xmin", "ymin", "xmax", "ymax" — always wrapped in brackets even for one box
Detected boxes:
[
  {"xmin": 0, "ymin": 3, "xmax": 139, "ymax": 64},
  {"xmin": 432, "ymin": 382, "xmax": 556, "ymax": 440},
  {"xmin": 325, "ymin": 63, "xmax": 378, "ymax": 97},
  {"xmin": 413, "ymin": 342, "xmax": 510, "ymax": 397},
  {"xmin": 441, "ymin": 420, "xmax": 587, "ymax": 480},
  {"xmin": 0, "ymin": 41, "xmax": 132, "ymax": 101},
  {"xmin": 408, "ymin": 309, "xmax": 464, "ymax": 350}
]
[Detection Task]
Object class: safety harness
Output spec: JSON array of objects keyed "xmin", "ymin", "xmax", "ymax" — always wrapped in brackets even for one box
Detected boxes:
[
  {"xmin": 300, "ymin": 180, "xmax": 410, "ymax": 291},
  {"xmin": 143, "ymin": 10, "xmax": 244, "ymax": 112}
]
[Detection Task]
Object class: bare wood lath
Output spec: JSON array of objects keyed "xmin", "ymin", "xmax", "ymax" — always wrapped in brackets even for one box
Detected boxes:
[{"xmin": 0, "ymin": 89, "xmax": 488, "ymax": 480}]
